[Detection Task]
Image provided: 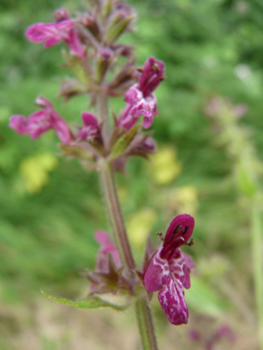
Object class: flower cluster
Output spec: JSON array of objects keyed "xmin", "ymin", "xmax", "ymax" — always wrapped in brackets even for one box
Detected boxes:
[
  {"xmin": 9, "ymin": 5, "xmax": 164, "ymax": 171},
  {"xmin": 119, "ymin": 57, "xmax": 165, "ymax": 130}
]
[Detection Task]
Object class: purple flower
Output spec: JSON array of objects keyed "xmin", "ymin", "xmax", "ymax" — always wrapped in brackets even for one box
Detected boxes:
[
  {"xmin": 9, "ymin": 96, "xmax": 71, "ymax": 144},
  {"xmin": 144, "ymin": 214, "xmax": 195, "ymax": 325},
  {"xmin": 25, "ymin": 9, "xmax": 84, "ymax": 58},
  {"xmin": 119, "ymin": 57, "xmax": 165, "ymax": 129},
  {"xmin": 77, "ymin": 112, "xmax": 99, "ymax": 140}
]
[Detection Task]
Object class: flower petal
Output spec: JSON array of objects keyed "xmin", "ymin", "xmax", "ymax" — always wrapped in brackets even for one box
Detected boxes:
[
  {"xmin": 9, "ymin": 115, "xmax": 29, "ymax": 135},
  {"xmin": 144, "ymin": 249, "xmax": 167, "ymax": 292},
  {"xmin": 161, "ymin": 214, "xmax": 194, "ymax": 259},
  {"xmin": 158, "ymin": 275, "xmax": 189, "ymax": 325}
]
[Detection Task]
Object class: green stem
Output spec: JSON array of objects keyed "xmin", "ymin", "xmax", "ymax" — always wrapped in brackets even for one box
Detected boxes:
[
  {"xmin": 99, "ymin": 160, "xmax": 135, "ymax": 271},
  {"xmin": 251, "ymin": 195, "xmax": 263, "ymax": 350},
  {"xmin": 97, "ymin": 91, "xmax": 110, "ymax": 150},
  {"xmin": 136, "ymin": 297, "xmax": 159, "ymax": 350}
]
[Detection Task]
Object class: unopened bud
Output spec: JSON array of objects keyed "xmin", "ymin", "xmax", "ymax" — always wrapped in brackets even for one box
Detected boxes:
[
  {"xmin": 53, "ymin": 8, "xmax": 70, "ymax": 23},
  {"xmin": 77, "ymin": 13, "xmax": 101, "ymax": 41},
  {"xmin": 35, "ymin": 96, "xmax": 53, "ymax": 109},
  {"xmin": 59, "ymin": 79, "xmax": 87, "ymax": 101},
  {"xmin": 96, "ymin": 48, "xmax": 114, "ymax": 83}
]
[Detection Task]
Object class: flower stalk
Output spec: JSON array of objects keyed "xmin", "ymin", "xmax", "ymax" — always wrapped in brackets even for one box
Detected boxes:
[
  {"xmin": 136, "ymin": 297, "xmax": 159, "ymax": 350},
  {"xmin": 99, "ymin": 158, "xmax": 135, "ymax": 272}
]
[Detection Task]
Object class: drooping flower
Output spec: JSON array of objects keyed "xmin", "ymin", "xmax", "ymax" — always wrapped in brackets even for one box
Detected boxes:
[
  {"xmin": 25, "ymin": 8, "xmax": 84, "ymax": 58},
  {"xmin": 77, "ymin": 112, "xmax": 100, "ymax": 140},
  {"xmin": 94, "ymin": 231, "xmax": 122, "ymax": 273},
  {"xmin": 119, "ymin": 57, "xmax": 165, "ymax": 129},
  {"xmin": 9, "ymin": 96, "xmax": 71, "ymax": 144},
  {"xmin": 144, "ymin": 214, "xmax": 195, "ymax": 325},
  {"xmin": 83, "ymin": 231, "xmax": 132, "ymax": 295}
]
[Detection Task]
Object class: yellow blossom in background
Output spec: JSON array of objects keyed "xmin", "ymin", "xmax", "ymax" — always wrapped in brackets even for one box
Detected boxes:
[
  {"xmin": 150, "ymin": 146, "xmax": 182, "ymax": 185},
  {"xmin": 161, "ymin": 185, "xmax": 198, "ymax": 219},
  {"xmin": 19, "ymin": 153, "xmax": 58, "ymax": 193},
  {"xmin": 117, "ymin": 185, "xmax": 128, "ymax": 203},
  {"xmin": 127, "ymin": 208, "xmax": 157, "ymax": 247},
  {"xmin": 176, "ymin": 185, "xmax": 198, "ymax": 215}
]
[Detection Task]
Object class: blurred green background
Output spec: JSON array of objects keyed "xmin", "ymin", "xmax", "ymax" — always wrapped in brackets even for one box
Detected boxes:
[{"xmin": 1, "ymin": 0, "xmax": 263, "ymax": 349}]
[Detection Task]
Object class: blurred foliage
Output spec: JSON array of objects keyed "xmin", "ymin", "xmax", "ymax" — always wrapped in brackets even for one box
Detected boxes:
[{"xmin": 1, "ymin": 0, "xmax": 263, "ymax": 348}]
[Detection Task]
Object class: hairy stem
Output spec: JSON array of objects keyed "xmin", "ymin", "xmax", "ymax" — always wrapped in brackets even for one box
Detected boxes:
[
  {"xmin": 136, "ymin": 297, "xmax": 159, "ymax": 350},
  {"xmin": 99, "ymin": 160, "xmax": 135, "ymax": 271},
  {"xmin": 97, "ymin": 91, "xmax": 110, "ymax": 150},
  {"xmin": 251, "ymin": 195, "xmax": 263, "ymax": 350}
]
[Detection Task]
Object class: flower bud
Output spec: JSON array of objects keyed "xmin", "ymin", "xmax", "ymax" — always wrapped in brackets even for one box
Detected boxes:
[
  {"xmin": 95, "ymin": 48, "xmax": 114, "ymax": 83},
  {"xmin": 53, "ymin": 8, "xmax": 70, "ymax": 23}
]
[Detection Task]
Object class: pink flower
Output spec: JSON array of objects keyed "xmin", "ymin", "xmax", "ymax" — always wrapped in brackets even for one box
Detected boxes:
[
  {"xmin": 144, "ymin": 214, "xmax": 195, "ymax": 325},
  {"xmin": 94, "ymin": 231, "xmax": 122, "ymax": 273},
  {"xmin": 77, "ymin": 112, "xmax": 99, "ymax": 140},
  {"xmin": 119, "ymin": 57, "xmax": 165, "ymax": 129},
  {"xmin": 9, "ymin": 96, "xmax": 71, "ymax": 144},
  {"xmin": 25, "ymin": 9, "xmax": 84, "ymax": 58}
]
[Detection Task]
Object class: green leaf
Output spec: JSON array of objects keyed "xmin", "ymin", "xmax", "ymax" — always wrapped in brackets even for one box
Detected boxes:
[
  {"xmin": 185, "ymin": 276, "xmax": 229, "ymax": 316},
  {"xmin": 41, "ymin": 290, "xmax": 128, "ymax": 311},
  {"xmin": 110, "ymin": 124, "xmax": 140, "ymax": 159}
]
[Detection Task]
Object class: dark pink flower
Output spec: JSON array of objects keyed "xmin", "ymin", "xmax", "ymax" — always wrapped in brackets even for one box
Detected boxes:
[
  {"xmin": 9, "ymin": 96, "xmax": 71, "ymax": 144},
  {"xmin": 144, "ymin": 214, "xmax": 195, "ymax": 325},
  {"xmin": 77, "ymin": 112, "xmax": 99, "ymax": 140},
  {"xmin": 25, "ymin": 11, "xmax": 84, "ymax": 58},
  {"xmin": 119, "ymin": 57, "xmax": 164, "ymax": 129}
]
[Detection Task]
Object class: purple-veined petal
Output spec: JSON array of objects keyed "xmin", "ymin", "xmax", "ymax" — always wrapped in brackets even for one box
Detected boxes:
[
  {"xmin": 63, "ymin": 27, "xmax": 85, "ymax": 57},
  {"xmin": 51, "ymin": 113, "xmax": 71, "ymax": 144},
  {"xmin": 158, "ymin": 274, "xmax": 189, "ymax": 325},
  {"xmin": 25, "ymin": 23, "xmax": 62, "ymax": 47},
  {"xmin": 124, "ymin": 85, "xmax": 142, "ymax": 105},
  {"xmin": 28, "ymin": 110, "xmax": 52, "ymax": 139},
  {"xmin": 142, "ymin": 115, "xmax": 153, "ymax": 129},
  {"xmin": 144, "ymin": 248, "xmax": 167, "ymax": 292}
]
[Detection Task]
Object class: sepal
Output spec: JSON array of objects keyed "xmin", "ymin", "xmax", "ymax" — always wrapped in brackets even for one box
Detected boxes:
[
  {"xmin": 106, "ymin": 13, "xmax": 136, "ymax": 45},
  {"xmin": 62, "ymin": 50, "xmax": 91, "ymax": 86},
  {"xmin": 110, "ymin": 123, "xmax": 140, "ymax": 160},
  {"xmin": 59, "ymin": 78, "xmax": 88, "ymax": 101}
]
